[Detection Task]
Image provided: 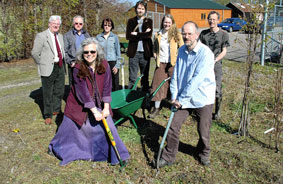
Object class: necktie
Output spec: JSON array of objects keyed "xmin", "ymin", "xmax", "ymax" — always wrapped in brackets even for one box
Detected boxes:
[{"xmin": 54, "ymin": 33, "xmax": 63, "ymax": 67}]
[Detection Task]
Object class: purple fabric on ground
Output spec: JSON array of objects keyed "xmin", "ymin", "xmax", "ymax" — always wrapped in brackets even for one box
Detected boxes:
[{"xmin": 49, "ymin": 114, "xmax": 130, "ymax": 166}]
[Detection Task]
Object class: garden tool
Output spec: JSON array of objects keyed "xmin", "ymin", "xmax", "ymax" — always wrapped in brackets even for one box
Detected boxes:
[
  {"xmin": 102, "ymin": 118, "xmax": 125, "ymax": 169},
  {"xmin": 156, "ymin": 106, "xmax": 178, "ymax": 171}
]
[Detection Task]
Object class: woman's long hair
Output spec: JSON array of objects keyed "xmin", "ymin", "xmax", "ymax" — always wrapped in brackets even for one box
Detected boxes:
[
  {"xmin": 160, "ymin": 14, "xmax": 180, "ymax": 43},
  {"xmin": 76, "ymin": 37, "xmax": 106, "ymax": 80}
]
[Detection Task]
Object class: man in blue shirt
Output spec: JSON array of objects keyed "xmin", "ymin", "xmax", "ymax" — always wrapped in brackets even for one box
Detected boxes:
[
  {"xmin": 64, "ymin": 15, "xmax": 90, "ymax": 86},
  {"xmin": 156, "ymin": 21, "xmax": 216, "ymax": 168}
]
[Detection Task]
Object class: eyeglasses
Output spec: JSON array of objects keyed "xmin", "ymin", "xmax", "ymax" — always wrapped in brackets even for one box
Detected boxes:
[
  {"xmin": 208, "ymin": 19, "xmax": 217, "ymax": 22},
  {"xmin": 75, "ymin": 22, "xmax": 83, "ymax": 25},
  {"xmin": 182, "ymin": 33, "xmax": 194, "ymax": 37},
  {"xmin": 104, "ymin": 24, "xmax": 112, "ymax": 27},
  {"xmin": 83, "ymin": 50, "xmax": 97, "ymax": 54}
]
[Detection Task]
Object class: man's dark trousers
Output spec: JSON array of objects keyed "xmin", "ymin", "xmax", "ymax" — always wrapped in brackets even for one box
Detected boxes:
[
  {"xmin": 128, "ymin": 52, "xmax": 150, "ymax": 91},
  {"xmin": 41, "ymin": 64, "xmax": 65, "ymax": 118},
  {"xmin": 68, "ymin": 65, "xmax": 73, "ymax": 86},
  {"xmin": 214, "ymin": 61, "xmax": 222, "ymax": 98},
  {"xmin": 161, "ymin": 104, "xmax": 213, "ymax": 163}
]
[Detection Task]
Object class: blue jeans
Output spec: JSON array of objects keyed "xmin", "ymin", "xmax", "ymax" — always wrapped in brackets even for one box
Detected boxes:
[{"xmin": 128, "ymin": 52, "xmax": 150, "ymax": 91}]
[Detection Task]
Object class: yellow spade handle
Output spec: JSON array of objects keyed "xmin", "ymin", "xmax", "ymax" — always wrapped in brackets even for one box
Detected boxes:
[{"xmin": 102, "ymin": 118, "xmax": 116, "ymax": 147}]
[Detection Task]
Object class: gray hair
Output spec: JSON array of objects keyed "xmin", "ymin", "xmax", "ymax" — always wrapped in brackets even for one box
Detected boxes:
[
  {"xmin": 49, "ymin": 15, "xmax": 61, "ymax": 24},
  {"xmin": 73, "ymin": 15, "xmax": 84, "ymax": 24},
  {"xmin": 182, "ymin": 21, "xmax": 199, "ymax": 33},
  {"xmin": 76, "ymin": 37, "xmax": 105, "ymax": 62}
]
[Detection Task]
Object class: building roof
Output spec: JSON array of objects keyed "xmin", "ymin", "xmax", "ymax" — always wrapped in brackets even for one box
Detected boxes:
[
  {"xmin": 227, "ymin": 2, "xmax": 264, "ymax": 13},
  {"xmin": 154, "ymin": 0, "xmax": 230, "ymax": 10}
]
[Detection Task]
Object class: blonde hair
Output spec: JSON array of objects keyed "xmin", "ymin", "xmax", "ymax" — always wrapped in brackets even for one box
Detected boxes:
[{"xmin": 160, "ymin": 14, "xmax": 180, "ymax": 43}]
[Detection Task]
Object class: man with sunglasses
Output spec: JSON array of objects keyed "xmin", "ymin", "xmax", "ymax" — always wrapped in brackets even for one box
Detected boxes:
[
  {"xmin": 126, "ymin": 0, "xmax": 153, "ymax": 91},
  {"xmin": 64, "ymin": 15, "xmax": 90, "ymax": 86},
  {"xmin": 199, "ymin": 11, "xmax": 230, "ymax": 120}
]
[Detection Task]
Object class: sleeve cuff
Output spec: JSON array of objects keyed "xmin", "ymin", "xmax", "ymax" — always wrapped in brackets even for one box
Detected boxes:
[
  {"xmin": 102, "ymin": 96, "xmax": 112, "ymax": 103},
  {"xmin": 84, "ymin": 101, "xmax": 95, "ymax": 109}
]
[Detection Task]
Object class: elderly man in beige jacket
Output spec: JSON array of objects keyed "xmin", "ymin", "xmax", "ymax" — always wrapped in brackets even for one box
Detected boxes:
[{"xmin": 32, "ymin": 15, "xmax": 66, "ymax": 125}]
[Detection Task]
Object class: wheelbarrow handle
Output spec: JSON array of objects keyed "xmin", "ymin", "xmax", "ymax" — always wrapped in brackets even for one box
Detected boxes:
[
  {"xmin": 117, "ymin": 57, "xmax": 125, "ymax": 90},
  {"xmin": 132, "ymin": 74, "xmax": 144, "ymax": 90},
  {"xmin": 150, "ymin": 77, "xmax": 171, "ymax": 98}
]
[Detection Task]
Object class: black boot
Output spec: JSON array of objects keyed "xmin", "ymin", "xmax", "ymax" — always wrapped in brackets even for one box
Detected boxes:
[
  {"xmin": 148, "ymin": 107, "xmax": 160, "ymax": 119},
  {"xmin": 214, "ymin": 97, "xmax": 222, "ymax": 120}
]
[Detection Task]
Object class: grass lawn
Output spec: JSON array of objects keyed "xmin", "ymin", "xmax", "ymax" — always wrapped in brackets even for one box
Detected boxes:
[{"xmin": 0, "ymin": 57, "xmax": 282, "ymax": 183}]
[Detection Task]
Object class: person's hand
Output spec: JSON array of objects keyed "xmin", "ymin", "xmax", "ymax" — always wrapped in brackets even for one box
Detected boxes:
[
  {"xmin": 131, "ymin": 32, "xmax": 137, "ymax": 35},
  {"xmin": 93, "ymin": 111, "xmax": 103, "ymax": 121},
  {"xmin": 145, "ymin": 28, "xmax": 151, "ymax": 32},
  {"xmin": 70, "ymin": 62, "xmax": 75, "ymax": 67},
  {"xmin": 91, "ymin": 107, "xmax": 103, "ymax": 121},
  {"xmin": 112, "ymin": 67, "xmax": 118, "ymax": 74},
  {"xmin": 102, "ymin": 108, "xmax": 110, "ymax": 119},
  {"xmin": 172, "ymin": 99, "xmax": 181, "ymax": 109}
]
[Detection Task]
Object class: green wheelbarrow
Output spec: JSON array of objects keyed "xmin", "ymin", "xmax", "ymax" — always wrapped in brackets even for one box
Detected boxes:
[{"xmin": 111, "ymin": 76, "xmax": 170, "ymax": 128}]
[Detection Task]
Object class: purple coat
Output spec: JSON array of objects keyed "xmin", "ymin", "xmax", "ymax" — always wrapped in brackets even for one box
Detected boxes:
[{"xmin": 64, "ymin": 60, "xmax": 112, "ymax": 127}]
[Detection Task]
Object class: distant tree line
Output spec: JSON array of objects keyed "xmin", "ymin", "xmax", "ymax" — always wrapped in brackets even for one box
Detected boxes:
[{"xmin": 0, "ymin": 0, "xmax": 133, "ymax": 62}]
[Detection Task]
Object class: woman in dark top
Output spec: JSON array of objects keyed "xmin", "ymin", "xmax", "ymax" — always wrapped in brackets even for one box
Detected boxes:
[{"xmin": 48, "ymin": 37, "xmax": 129, "ymax": 166}]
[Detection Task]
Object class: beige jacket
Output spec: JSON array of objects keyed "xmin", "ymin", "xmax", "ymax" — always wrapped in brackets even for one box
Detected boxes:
[
  {"xmin": 32, "ymin": 29, "xmax": 65, "ymax": 76},
  {"xmin": 153, "ymin": 31, "xmax": 183, "ymax": 67}
]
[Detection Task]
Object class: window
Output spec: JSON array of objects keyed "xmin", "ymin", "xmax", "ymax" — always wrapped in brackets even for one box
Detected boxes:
[{"xmin": 201, "ymin": 13, "xmax": 206, "ymax": 20}]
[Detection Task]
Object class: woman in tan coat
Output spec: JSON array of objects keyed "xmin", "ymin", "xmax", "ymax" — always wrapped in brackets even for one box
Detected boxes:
[{"xmin": 149, "ymin": 14, "xmax": 184, "ymax": 118}]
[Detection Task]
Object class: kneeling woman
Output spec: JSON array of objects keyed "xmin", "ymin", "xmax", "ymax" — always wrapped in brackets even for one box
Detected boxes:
[{"xmin": 48, "ymin": 37, "xmax": 130, "ymax": 166}]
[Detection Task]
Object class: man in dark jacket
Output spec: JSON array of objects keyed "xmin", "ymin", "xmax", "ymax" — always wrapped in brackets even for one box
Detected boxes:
[
  {"xmin": 64, "ymin": 15, "xmax": 90, "ymax": 86},
  {"xmin": 126, "ymin": 0, "xmax": 153, "ymax": 91}
]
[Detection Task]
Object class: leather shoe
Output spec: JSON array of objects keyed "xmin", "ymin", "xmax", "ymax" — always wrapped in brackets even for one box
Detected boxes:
[
  {"xmin": 148, "ymin": 108, "xmax": 160, "ymax": 119},
  {"xmin": 153, "ymin": 158, "xmax": 173, "ymax": 168},
  {"xmin": 53, "ymin": 111, "xmax": 61, "ymax": 115},
  {"xmin": 44, "ymin": 118, "xmax": 52, "ymax": 125}
]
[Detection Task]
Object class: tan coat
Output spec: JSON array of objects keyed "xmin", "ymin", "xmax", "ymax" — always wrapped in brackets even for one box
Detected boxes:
[{"xmin": 153, "ymin": 31, "xmax": 183, "ymax": 67}]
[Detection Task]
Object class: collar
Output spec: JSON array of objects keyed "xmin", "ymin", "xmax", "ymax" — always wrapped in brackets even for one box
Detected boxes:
[
  {"xmin": 48, "ymin": 29, "xmax": 57, "ymax": 36},
  {"xmin": 185, "ymin": 40, "xmax": 201, "ymax": 54},
  {"xmin": 73, "ymin": 28, "xmax": 86, "ymax": 35},
  {"xmin": 98, "ymin": 31, "xmax": 114, "ymax": 38},
  {"xmin": 210, "ymin": 27, "xmax": 220, "ymax": 33}
]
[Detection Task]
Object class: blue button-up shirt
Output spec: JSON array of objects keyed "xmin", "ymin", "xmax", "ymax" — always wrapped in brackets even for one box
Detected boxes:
[
  {"xmin": 170, "ymin": 41, "xmax": 216, "ymax": 108},
  {"xmin": 96, "ymin": 32, "xmax": 121, "ymax": 68}
]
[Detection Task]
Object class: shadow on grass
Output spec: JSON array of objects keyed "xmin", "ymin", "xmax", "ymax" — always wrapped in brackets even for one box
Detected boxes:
[
  {"xmin": 117, "ymin": 115, "xmax": 197, "ymax": 168},
  {"xmin": 212, "ymin": 119, "xmax": 237, "ymax": 134},
  {"xmin": 29, "ymin": 85, "xmax": 70, "ymax": 119}
]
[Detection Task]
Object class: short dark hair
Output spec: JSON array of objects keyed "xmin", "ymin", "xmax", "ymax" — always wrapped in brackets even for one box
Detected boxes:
[
  {"xmin": 135, "ymin": 1, "xmax": 147, "ymax": 14},
  {"xmin": 208, "ymin": 11, "xmax": 220, "ymax": 20},
  {"xmin": 101, "ymin": 18, "xmax": 114, "ymax": 31}
]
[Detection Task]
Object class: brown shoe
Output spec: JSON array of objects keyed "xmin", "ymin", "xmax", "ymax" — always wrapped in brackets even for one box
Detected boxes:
[
  {"xmin": 44, "ymin": 118, "xmax": 52, "ymax": 125},
  {"xmin": 53, "ymin": 112, "xmax": 60, "ymax": 115}
]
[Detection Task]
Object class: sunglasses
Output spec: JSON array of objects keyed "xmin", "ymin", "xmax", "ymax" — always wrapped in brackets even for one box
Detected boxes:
[
  {"xmin": 75, "ymin": 22, "xmax": 83, "ymax": 25},
  {"xmin": 83, "ymin": 50, "xmax": 97, "ymax": 54},
  {"xmin": 104, "ymin": 24, "xmax": 112, "ymax": 27}
]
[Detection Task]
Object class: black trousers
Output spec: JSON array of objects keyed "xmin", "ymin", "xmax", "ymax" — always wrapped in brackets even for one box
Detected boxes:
[
  {"xmin": 41, "ymin": 64, "xmax": 65, "ymax": 119},
  {"xmin": 67, "ymin": 65, "xmax": 73, "ymax": 86},
  {"xmin": 108, "ymin": 61, "xmax": 120, "ymax": 91}
]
